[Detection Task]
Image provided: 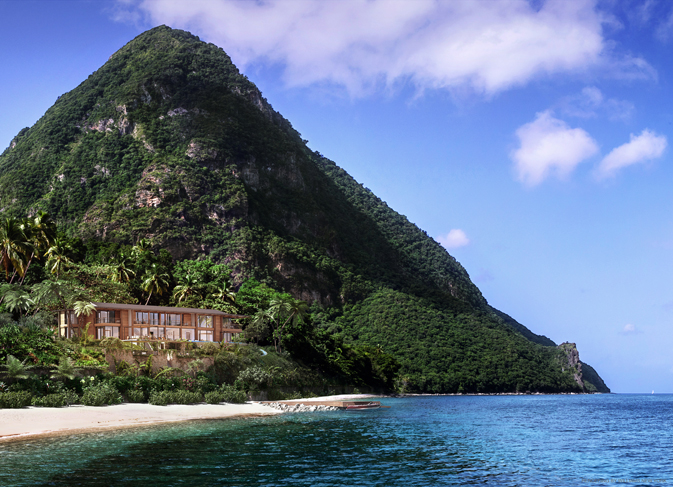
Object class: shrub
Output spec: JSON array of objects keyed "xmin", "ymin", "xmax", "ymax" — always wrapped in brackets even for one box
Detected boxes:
[
  {"xmin": 237, "ymin": 366, "xmax": 273, "ymax": 390},
  {"xmin": 205, "ymin": 385, "xmax": 247, "ymax": 404},
  {"xmin": 204, "ymin": 391, "xmax": 224, "ymax": 404},
  {"xmin": 148, "ymin": 390, "xmax": 203, "ymax": 406},
  {"xmin": 126, "ymin": 389, "xmax": 146, "ymax": 403},
  {"xmin": 0, "ymin": 391, "xmax": 33, "ymax": 408},
  {"xmin": 99, "ymin": 337, "xmax": 125, "ymax": 350},
  {"xmin": 197, "ymin": 342, "xmax": 220, "ymax": 356},
  {"xmin": 80, "ymin": 383, "xmax": 122, "ymax": 406},
  {"xmin": 195, "ymin": 375, "xmax": 217, "ymax": 394},
  {"xmin": 267, "ymin": 389, "xmax": 306, "ymax": 401},
  {"xmin": 31, "ymin": 391, "xmax": 79, "ymax": 407}
]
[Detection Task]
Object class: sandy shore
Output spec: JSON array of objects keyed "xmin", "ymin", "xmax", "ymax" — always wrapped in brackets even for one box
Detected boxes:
[{"xmin": 0, "ymin": 402, "xmax": 281, "ymax": 442}]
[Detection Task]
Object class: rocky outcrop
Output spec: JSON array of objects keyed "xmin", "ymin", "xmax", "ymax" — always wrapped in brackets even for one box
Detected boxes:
[
  {"xmin": 265, "ymin": 402, "xmax": 339, "ymax": 412},
  {"xmin": 558, "ymin": 342, "xmax": 583, "ymax": 390},
  {"xmin": 557, "ymin": 342, "xmax": 609, "ymax": 393}
]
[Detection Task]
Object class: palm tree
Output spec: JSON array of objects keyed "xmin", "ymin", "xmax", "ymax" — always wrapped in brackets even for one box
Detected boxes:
[
  {"xmin": 110, "ymin": 255, "xmax": 136, "ymax": 283},
  {"xmin": 72, "ymin": 301, "xmax": 96, "ymax": 345},
  {"xmin": 141, "ymin": 264, "xmax": 170, "ymax": 305},
  {"xmin": 0, "ymin": 217, "xmax": 33, "ymax": 283},
  {"xmin": 173, "ymin": 273, "xmax": 199, "ymax": 303},
  {"xmin": 45, "ymin": 238, "xmax": 73, "ymax": 278},
  {"xmin": 132, "ymin": 238, "xmax": 152, "ymax": 258},
  {"xmin": 19, "ymin": 211, "xmax": 57, "ymax": 285},
  {"xmin": 73, "ymin": 300, "xmax": 96, "ymax": 318},
  {"xmin": 267, "ymin": 297, "xmax": 309, "ymax": 353},
  {"xmin": 248, "ymin": 308, "xmax": 272, "ymax": 344},
  {"xmin": 213, "ymin": 280, "xmax": 237, "ymax": 308}
]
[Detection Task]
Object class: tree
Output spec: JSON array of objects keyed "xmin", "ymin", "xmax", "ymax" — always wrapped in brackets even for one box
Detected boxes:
[
  {"xmin": 276, "ymin": 298, "xmax": 309, "ymax": 353},
  {"xmin": 50, "ymin": 356, "xmax": 77, "ymax": 380},
  {"xmin": 110, "ymin": 255, "xmax": 136, "ymax": 283},
  {"xmin": 141, "ymin": 264, "xmax": 170, "ymax": 305},
  {"xmin": 4, "ymin": 354, "xmax": 33, "ymax": 382},
  {"xmin": 132, "ymin": 238, "xmax": 152, "ymax": 258},
  {"xmin": 266, "ymin": 296, "xmax": 309, "ymax": 353},
  {"xmin": 213, "ymin": 280, "xmax": 237, "ymax": 308},
  {"xmin": 19, "ymin": 211, "xmax": 57, "ymax": 285},
  {"xmin": 173, "ymin": 273, "xmax": 200, "ymax": 303},
  {"xmin": 3, "ymin": 287, "xmax": 34, "ymax": 317},
  {"xmin": 45, "ymin": 238, "xmax": 73, "ymax": 278},
  {"xmin": 32, "ymin": 280, "xmax": 84, "ymax": 332},
  {"xmin": 74, "ymin": 300, "xmax": 96, "ymax": 318},
  {"xmin": 72, "ymin": 302, "xmax": 96, "ymax": 345},
  {"xmin": 0, "ymin": 217, "xmax": 32, "ymax": 283},
  {"xmin": 248, "ymin": 309, "xmax": 272, "ymax": 345}
]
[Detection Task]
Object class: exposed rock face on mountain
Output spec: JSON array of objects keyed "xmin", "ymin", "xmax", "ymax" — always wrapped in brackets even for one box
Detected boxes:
[
  {"xmin": 0, "ymin": 26, "xmax": 609, "ymax": 393},
  {"xmin": 558, "ymin": 342, "xmax": 610, "ymax": 393}
]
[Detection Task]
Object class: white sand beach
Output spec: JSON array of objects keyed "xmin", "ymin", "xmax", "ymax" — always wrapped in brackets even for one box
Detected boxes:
[{"xmin": 0, "ymin": 402, "xmax": 281, "ymax": 442}]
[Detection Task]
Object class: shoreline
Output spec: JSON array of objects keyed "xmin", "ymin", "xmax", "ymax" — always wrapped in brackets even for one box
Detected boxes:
[
  {"xmin": 0, "ymin": 402, "xmax": 282, "ymax": 444},
  {"xmin": 0, "ymin": 392, "xmax": 613, "ymax": 443},
  {"xmin": 0, "ymin": 394, "xmax": 385, "ymax": 443}
]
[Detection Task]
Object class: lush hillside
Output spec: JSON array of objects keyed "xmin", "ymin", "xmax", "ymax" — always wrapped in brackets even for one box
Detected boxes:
[{"xmin": 0, "ymin": 26, "xmax": 609, "ymax": 393}]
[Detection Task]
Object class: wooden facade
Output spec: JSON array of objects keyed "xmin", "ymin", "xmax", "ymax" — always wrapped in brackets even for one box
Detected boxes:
[{"xmin": 59, "ymin": 302, "xmax": 246, "ymax": 343}]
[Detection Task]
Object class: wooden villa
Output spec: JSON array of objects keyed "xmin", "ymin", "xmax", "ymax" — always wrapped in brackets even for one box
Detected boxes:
[{"xmin": 59, "ymin": 303, "xmax": 246, "ymax": 343}]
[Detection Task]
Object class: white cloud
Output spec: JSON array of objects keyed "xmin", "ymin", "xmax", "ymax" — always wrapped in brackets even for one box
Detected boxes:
[
  {"xmin": 559, "ymin": 86, "xmax": 634, "ymax": 121},
  {"xmin": 596, "ymin": 129, "xmax": 667, "ymax": 179},
  {"xmin": 655, "ymin": 4, "xmax": 673, "ymax": 42},
  {"xmin": 510, "ymin": 111, "xmax": 599, "ymax": 186},
  {"xmin": 437, "ymin": 229, "xmax": 470, "ymax": 249},
  {"xmin": 622, "ymin": 323, "xmax": 642, "ymax": 335},
  {"xmin": 114, "ymin": 0, "xmax": 652, "ymax": 97}
]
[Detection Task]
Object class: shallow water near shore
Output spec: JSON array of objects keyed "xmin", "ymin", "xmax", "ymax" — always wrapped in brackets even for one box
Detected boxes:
[{"xmin": 0, "ymin": 394, "xmax": 671, "ymax": 486}]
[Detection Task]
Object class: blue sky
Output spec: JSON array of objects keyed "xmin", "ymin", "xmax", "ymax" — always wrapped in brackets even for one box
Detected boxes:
[{"xmin": 2, "ymin": 0, "xmax": 673, "ymax": 393}]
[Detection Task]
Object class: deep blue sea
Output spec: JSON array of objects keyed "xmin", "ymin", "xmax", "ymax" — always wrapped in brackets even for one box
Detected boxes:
[{"xmin": 0, "ymin": 395, "xmax": 671, "ymax": 486}]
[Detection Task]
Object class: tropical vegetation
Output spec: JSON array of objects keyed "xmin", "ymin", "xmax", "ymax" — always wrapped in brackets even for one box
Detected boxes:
[{"xmin": 0, "ymin": 26, "xmax": 609, "ymax": 395}]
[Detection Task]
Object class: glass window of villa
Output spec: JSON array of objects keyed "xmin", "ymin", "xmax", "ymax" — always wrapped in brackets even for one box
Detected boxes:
[
  {"xmin": 198, "ymin": 315, "xmax": 213, "ymax": 328},
  {"xmin": 96, "ymin": 326, "xmax": 119, "ymax": 339},
  {"xmin": 199, "ymin": 331, "xmax": 213, "ymax": 342},
  {"xmin": 165, "ymin": 328, "xmax": 180, "ymax": 340},
  {"xmin": 182, "ymin": 329, "xmax": 195, "ymax": 340},
  {"xmin": 149, "ymin": 313, "xmax": 160, "ymax": 325},
  {"xmin": 149, "ymin": 327, "xmax": 164, "ymax": 339},
  {"xmin": 164, "ymin": 313, "xmax": 181, "ymax": 326},
  {"xmin": 133, "ymin": 327, "xmax": 149, "ymax": 337},
  {"xmin": 67, "ymin": 311, "xmax": 77, "ymax": 325},
  {"xmin": 135, "ymin": 312, "xmax": 149, "ymax": 324},
  {"xmin": 96, "ymin": 311, "xmax": 116, "ymax": 323}
]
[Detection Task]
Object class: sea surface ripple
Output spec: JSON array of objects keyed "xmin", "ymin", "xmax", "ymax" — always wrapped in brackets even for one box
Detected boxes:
[{"xmin": 0, "ymin": 394, "xmax": 671, "ymax": 486}]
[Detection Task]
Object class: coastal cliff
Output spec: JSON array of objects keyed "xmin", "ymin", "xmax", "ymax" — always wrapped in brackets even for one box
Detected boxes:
[
  {"xmin": 0, "ymin": 26, "xmax": 609, "ymax": 393},
  {"xmin": 558, "ymin": 342, "xmax": 609, "ymax": 393}
]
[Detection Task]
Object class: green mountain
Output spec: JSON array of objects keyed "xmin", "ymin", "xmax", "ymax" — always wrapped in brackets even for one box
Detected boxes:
[{"xmin": 0, "ymin": 26, "xmax": 609, "ymax": 393}]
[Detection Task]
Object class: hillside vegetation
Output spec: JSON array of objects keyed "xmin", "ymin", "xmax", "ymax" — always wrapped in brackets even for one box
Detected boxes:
[{"xmin": 0, "ymin": 26, "xmax": 608, "ymax": 393}]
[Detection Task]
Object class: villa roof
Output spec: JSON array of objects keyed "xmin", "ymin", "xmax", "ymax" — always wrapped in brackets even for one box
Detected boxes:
[{"xmin": 91, "ymin": 302, "xmax": 247, "ymax": 319}]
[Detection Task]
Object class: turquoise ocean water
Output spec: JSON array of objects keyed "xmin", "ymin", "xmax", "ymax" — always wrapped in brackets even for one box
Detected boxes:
[{"xmin": 0, "ymin": 395, "xmax": 671, "ymax": 486}]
